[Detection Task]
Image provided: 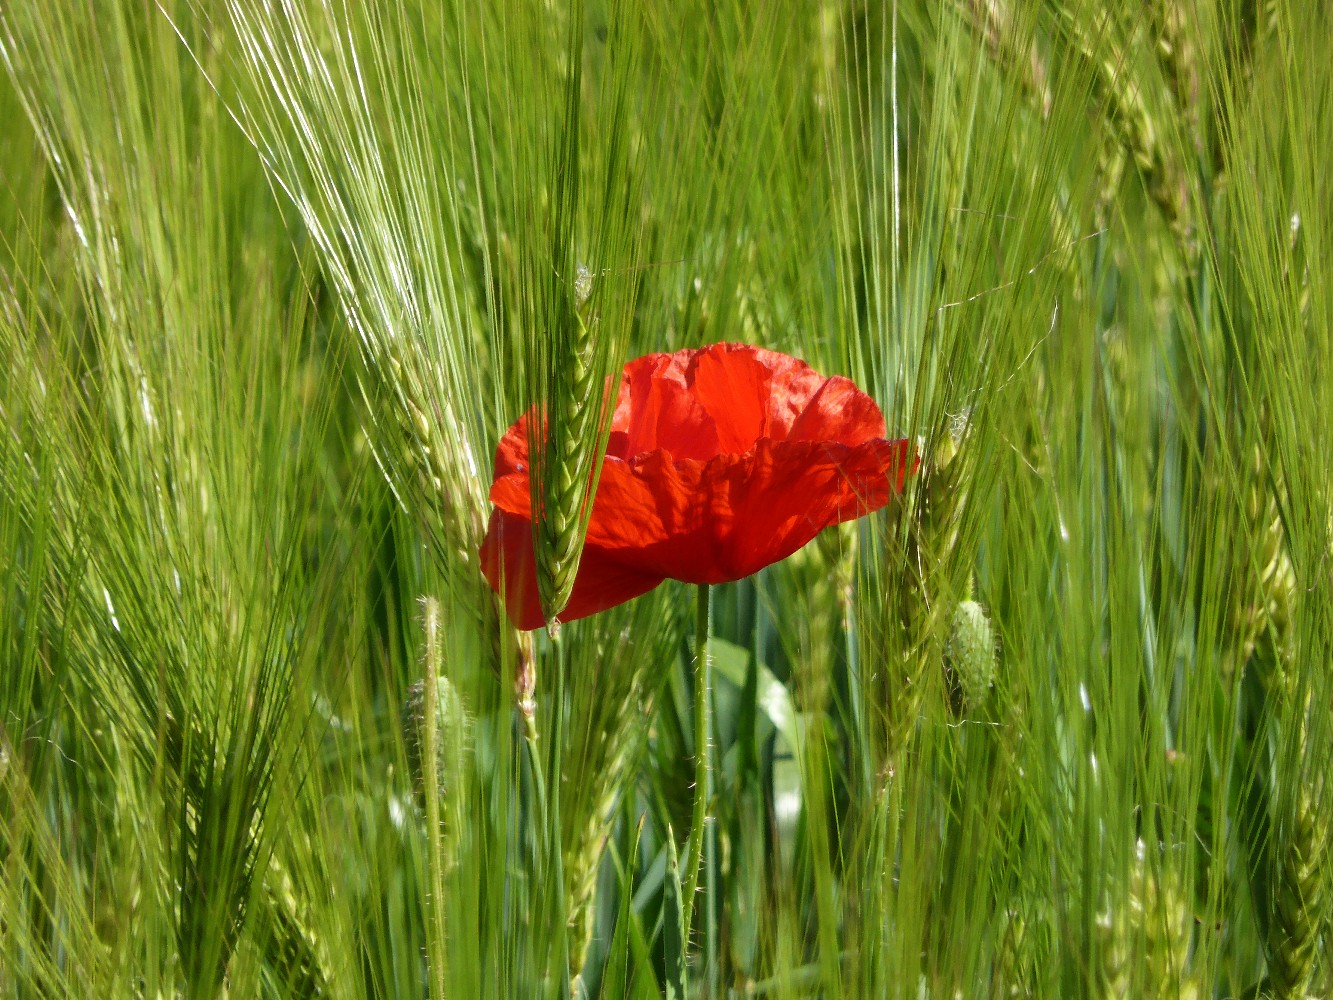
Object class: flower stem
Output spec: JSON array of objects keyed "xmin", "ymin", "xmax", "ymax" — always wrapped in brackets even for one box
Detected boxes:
[
  {"xmin": 682, "ymin": 582, "xmax": 713, "ymax": 976},
  {"xmin": 421, "ymin": 601, "xmax": 449, "ymax": 1000},
  {"xmin": 547, "ymin": 633, "xmax": 572, "ymax": 998}
]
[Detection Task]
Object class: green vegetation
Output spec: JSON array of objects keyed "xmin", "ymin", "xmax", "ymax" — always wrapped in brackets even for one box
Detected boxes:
[{"xmin": 1, "ymin": 1, "xmax": 1330, "ymax": 997}]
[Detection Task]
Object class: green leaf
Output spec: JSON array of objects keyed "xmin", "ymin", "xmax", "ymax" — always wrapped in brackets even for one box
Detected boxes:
[{"xmin": 710, "ymin": 636, "xmax": 805, "ymax": 760}]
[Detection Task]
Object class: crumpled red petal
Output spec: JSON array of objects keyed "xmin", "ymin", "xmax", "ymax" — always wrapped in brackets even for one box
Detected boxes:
[
  {"xmin": 581, "ymin": 436, "xmax": 913, "ymax": 583},
  {"xmin": 481, "ymin": 343, "xmax": 917, "ymax": 629}
]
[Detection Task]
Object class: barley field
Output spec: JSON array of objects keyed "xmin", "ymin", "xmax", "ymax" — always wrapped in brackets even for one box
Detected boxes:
[{"xmin": 1, "ymin": 2, "xmax": 1330, "ymax": 998}]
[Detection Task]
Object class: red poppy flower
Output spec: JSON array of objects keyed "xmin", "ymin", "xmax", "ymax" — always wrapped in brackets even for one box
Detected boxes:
[{"xmin": 479, "ymin": 342, "xmax": 916, "ymax": 630}]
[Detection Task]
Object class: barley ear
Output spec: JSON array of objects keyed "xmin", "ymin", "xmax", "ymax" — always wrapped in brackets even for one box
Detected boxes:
[
  {"xmin": 1096, "ymin": 901, "xmax": 1131, "ymax": 1000},
  {"xmin": 526, "ymin": 0, "xmax": 641, "ymax": 629},
  {"xmin": 535, "ymin": 271, "xmax": 601, "ymax": 627},
  {"xmin": 1132, "ymin": 840, "xmax": 1191, "ymax": 998},
  {"xmin": 253, "ymin": 855, "xmax": 329, "ymax": 998},
  {"xmin": 991, "ymin": 903, "xmax": 1052, "ymax": 999},
  {"xmin": 1266, "ymin": 787, "xmax": 1327, "ymax": 999},
  {"xmin": 886, "ymin": 420, "xmax": 972, "ymax": 758}
]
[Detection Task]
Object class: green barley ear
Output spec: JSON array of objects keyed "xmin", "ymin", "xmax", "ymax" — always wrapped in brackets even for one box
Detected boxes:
[
  {"xmin": 1266, "ymin": 788, "xmax": 1327, "ymax": 999},
  {"xmin": 990, "ymin": 907, "xmax": 1028, "ymax": 999},
  {"xmin": 1132, "ymin": 841, "xmax": 1191, "ymax": 997},
  {"xmin": 1250, "ymin": 505, "xmax": 1297, "ymax": 700},
  {"xmin": 1095, "ymin": 903, "xmax": 1131, "ymax": 1000},
  {"xmin": 944, "ymin": 598, "xmax": 997, "ymax": 715},
  {"xmin": 816, "ymin": 519, "xmax": 859, "ymax": 622},
  {"xmin": 520, "ymin": 2, "xmax": 642, "ymax": 630},
  {"xmin": 1219, "ymin": 443, "xmax": 1295, "ymax": 686},
  {"xmin": 388, "ymin": 348, "xmax": 487, "ymax": 570},
  {"xmin": 885, "ymin": 412, "xmax": 975, "ymax": 757},
  {"xmin": 533, "ymin": 265, "xmax": 602, "ymax": 628},
  {"xmin": 924, "ymin": 409, "xmax": 972, "ymax": 563},
  {"xmin": 964, "ymin": 0, "xmax": 1052, "ymax": 118},
  {"xmin": 254, "ymin": 855, "xmax": 329, "ymax": 998},
  {"xmin": 782, "ymin": 523, "xmax": 857, "ymax": 713},
  {"xmin": 991, "ymin": 902, "xmax": 1053, "ymax": 999},
  {"xmin": 1096, "ymin": 841, "xmax": 1192, "ymax": 999}
]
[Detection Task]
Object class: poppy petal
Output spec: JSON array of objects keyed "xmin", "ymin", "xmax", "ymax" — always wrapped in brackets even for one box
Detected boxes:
[
  {"xmin": 492, "ymin": 411, "xmax": 533, "ymax": 479},
  {"xmin": 689, "ymin": 344, "xmax": 771, "ymax": 450},
  {"xmin": 478, "ymin": 508, "xmax": 667, "ymax": 631},
  {"xmin": 785, "ymin": 374, "xmax": 888, "ymax": 445},
  {"xmin": 619, "ymin": 352, "xmax": 720, "ymax": 461},
  {"xmin": 586, "ymin": 436, "xmax": 914, "ymax": 583}
]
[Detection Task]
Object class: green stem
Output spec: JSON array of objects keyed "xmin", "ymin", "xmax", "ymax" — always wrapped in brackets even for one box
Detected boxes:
[
  {"xmin": 548, "ymin": 634, "xmax": 571, "ymax": 1000},
  {"xmin": 681, "ymin": 583, "xmax": 713, "ymax": 977}
]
